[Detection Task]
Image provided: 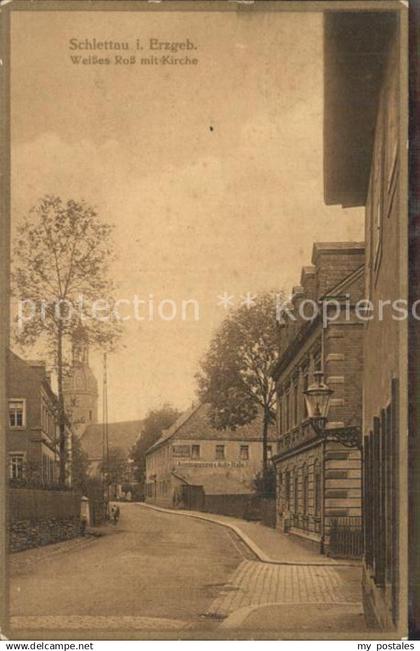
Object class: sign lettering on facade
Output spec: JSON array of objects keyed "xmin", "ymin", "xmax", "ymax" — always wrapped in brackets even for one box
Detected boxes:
[{"xmin": 176, "ymin": 461, "xmax": 247, "ymax": 468}]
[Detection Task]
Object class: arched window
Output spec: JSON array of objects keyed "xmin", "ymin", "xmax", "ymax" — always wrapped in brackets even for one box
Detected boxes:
[
  {"xmin": 294, "ymin": 470, "xmax": 299, "ymax": 514},
  {"xmin": 303, "ymin": 464, "xmax": 309, "ymax": 515},
  {"xmin": 293, "ymin": 382, "xmax": 299, "ymax": 426},
  {"xmin": 314, "ymin": 459, "xmax": 321, "ymax": 517}
]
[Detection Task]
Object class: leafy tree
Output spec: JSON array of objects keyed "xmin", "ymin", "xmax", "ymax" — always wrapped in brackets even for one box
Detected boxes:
[
  {"xmin": 99, "ymin": 446, "xmax": 127, "ymax": 487},
  {"xmin": 253, "ymin": 466, "xmax": 276, "ymax": 497},
  {"xmin": 196, "ymin": 292, "xmax": 280, "ymax": 488},
  {"xmin": 70, "ymin": 433, "xmax": 91, "ymax": 493},
  {"xmin": 130, "ymin": 404, "xmax": 182, "ymax": 486},
  {"xmin": 12, "ymin": 195, "xmax": 121, "ymax": 485}
]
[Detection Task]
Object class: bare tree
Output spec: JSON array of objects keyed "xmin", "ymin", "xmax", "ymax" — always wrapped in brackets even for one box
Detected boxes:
[{"xmin": 12, "ymin": 195, "xmax": 121, "ymax": 485}]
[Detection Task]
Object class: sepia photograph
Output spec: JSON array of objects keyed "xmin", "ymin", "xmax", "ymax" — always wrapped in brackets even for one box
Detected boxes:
[{"xmin": 0, "ymin": 0, "xmax": 413, "ymax": 642}]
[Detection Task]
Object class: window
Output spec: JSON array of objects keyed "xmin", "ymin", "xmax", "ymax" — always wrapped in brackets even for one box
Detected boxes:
[
  {"xmin": 191, "ymin": 444, "xmax": 200, "ymax": 459},
  {"xmin": 172, "ymin": 445, "xmax": 190, "ymax": 457},
  {"xmin": 267, "ymin": 445, "xmax": 272, "ymax": 459},
  {"xmin": 89, "ymin": 410, "xmax": 93, "ymax": 421},
  {"xmin": 373, "ymin": 199, "xmax": 383, "ymax": 271},
  {"xmin": 303, "ymin": 365, "xmax": 309, "ymax": 417},
  {"xmin": 49, "ymin": 457, "xmax": 55, "ymax": 483},
  {"xmin": 9, "ymin": 400, "xmax": 25, "ymax": 428},
  {"xmin": 314, "ymin": 461, "xmax": 321, "ymax": 517},
  {"xmin": 215, "ymin": 445, "xmax": 225, "ymax": 460},
  {"xmin": 240, "ymin": 445, "xmax": 249, "ymax": 461},
  {"xmin": 276, "ymin": 396, "xmax": 282, "ymax": 436},
  {"xmin": 294, "ymin": 473, "xmax": 299, "ymax": 514},
  {"xmin": 42, "ymin": 454, "xmax": 48, "ymax": 482},
  {"xmin": 76, "ymin": 375, "xmax": 84, "ymax": 389},
  {"xmin": 285, "ymin": 470, "xmax": 291, "ymax": 505},
  {"xmin": 10, "ymin": 454, "xmax": 25, "ymax": 480},
  {"xmin": 373, "ymin": 115, "xmax": 385, "ymax": 275},
  {"xmin": 293, "ymin": 383, "xmax": 299, "ymax": 426},
  {"xmin": 303, "ymin": 466, "xmax": 309, "ymax": 515},
  {"xmin": 285, "ymin": 389, "xmax": 290, "ymax": 432}
]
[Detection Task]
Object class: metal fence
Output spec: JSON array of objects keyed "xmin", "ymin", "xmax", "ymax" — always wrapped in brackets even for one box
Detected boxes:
[{"xmin": 328, "ymin": 516, "xmax": 363, "ymax": 559}]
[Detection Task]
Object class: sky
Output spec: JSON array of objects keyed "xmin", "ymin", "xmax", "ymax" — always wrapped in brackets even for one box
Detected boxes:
[{"xmin": 11, "ymin": 8, "xmax": 364, "ymax": 422}]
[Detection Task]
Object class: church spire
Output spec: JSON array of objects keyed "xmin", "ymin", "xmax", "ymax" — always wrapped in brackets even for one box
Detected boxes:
[
  {"xmin": 72, "ymin": 323, "xmax": 89, "ymax": 366},
  {"xmin": 63, "ymin": 323, "xmax": 98, "ymax": 437}
]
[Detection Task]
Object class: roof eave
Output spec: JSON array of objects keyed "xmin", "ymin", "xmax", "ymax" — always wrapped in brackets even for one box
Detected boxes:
[{"xmin": 323, "ymin": 11, "xmax": 397, "ymax": 207}]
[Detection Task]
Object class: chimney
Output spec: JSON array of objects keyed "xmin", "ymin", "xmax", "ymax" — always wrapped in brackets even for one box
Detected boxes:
[
  {"xmin": 311, "ymin": 242, "xmax": 365, "ymax": 299},
  {"xmin": 300, "ymin": 266, "xmax": 316, "ymax": 301}
]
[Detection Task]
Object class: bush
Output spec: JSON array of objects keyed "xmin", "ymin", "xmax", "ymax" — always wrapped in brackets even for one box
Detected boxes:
[
  {"xmin": 252, "ymin": 466, "xmax": 276, "ymax": 497},
  {"xmin": 9, "ymin": 478, "xmax": 72, "ymax": 491}
]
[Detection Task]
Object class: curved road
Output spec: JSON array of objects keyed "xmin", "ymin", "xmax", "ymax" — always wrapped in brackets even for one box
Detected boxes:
[
  {"xmin": 10, "ymin": 502, "xmax": 245, "ymax": 636},
  {"xmin": 10, "ymin": 503, "xmax": 368, "ymax": 638}
]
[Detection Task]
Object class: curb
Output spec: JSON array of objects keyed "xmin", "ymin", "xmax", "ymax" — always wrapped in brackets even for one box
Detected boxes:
[
  {"xmin": 219, "ymin": 601, "xmax": 365, "ymax": 630},
  {"xmin": 137, "ymin": 502, "xmax": 360, "ymax": 567}
]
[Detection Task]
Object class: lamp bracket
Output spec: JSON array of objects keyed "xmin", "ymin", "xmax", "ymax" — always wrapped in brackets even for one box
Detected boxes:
[
  {"xmin": 327, "ymin": 426, "xmax": 361, "ymax": 448},
  {"xmin": 309, "ymin": 419, "xmax": 361, "ymax": 449}
]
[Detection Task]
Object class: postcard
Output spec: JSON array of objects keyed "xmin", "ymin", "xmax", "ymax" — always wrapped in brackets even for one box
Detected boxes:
[{"xmin": 0, "ymin": 0, "xmax": 412, "ymax": 641}]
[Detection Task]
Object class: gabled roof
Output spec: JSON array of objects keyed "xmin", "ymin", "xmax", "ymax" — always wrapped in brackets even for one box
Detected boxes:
[
  {"xmin": 146, "ymin": 403, "xmax": 277, "ymax": 455},
  {"xmin": 9, "ymin": 350, "xmax": 46, "ymax": 384},
  {"xmin": 81, "ymin": 420, "xmax": 144, "ymax": 459},
  {"xmin": 146, "ymin": 404, "xmax": 198, "ymax": 453}
]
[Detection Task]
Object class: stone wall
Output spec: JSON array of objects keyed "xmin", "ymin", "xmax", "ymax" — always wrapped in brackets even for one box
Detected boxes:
[
  {"xmin": 9, "ymin": 488, "xmax": 82, "ymax": 553},
  {"xmin": 202, "ymin": 494, "xmax": 256, "ymax": 520}
]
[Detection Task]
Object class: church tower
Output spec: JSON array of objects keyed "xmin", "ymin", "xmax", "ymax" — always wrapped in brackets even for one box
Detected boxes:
[{"xmin": 63, "ymin": 326, "xmax": 98, "ymax": 437}]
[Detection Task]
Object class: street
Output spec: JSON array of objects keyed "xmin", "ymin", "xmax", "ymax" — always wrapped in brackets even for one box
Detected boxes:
[{"xmin": 9, "ymin": 503, "xmax": 368, "ymax": 638}]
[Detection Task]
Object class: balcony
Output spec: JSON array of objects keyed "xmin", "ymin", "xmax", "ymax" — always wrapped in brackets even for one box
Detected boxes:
[{"xmin": 278, "ymin": 420, "xmax": 319, "ymax": 455}]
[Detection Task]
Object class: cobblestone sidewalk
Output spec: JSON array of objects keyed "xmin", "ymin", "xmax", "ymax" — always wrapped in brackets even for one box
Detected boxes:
[{"xmin": 205, "ymin": 560, "xmax": 361, "ymax": 619}]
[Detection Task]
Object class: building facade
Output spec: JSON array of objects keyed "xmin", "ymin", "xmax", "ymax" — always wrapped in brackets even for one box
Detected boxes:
[
  {"xmin": 145, "ymin": 403, "xmax": 277, "ymax": 509},
  {"xmin": 8, "ymin": 351, "xmax": 72, "ymax": 486},
  {"xmin": 324, "ymin": 10, "xmax": 407, "ymax": 630},
  {"xmin": 272, "ymin": 243, "xmax": 364, "ymax": 553}
]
